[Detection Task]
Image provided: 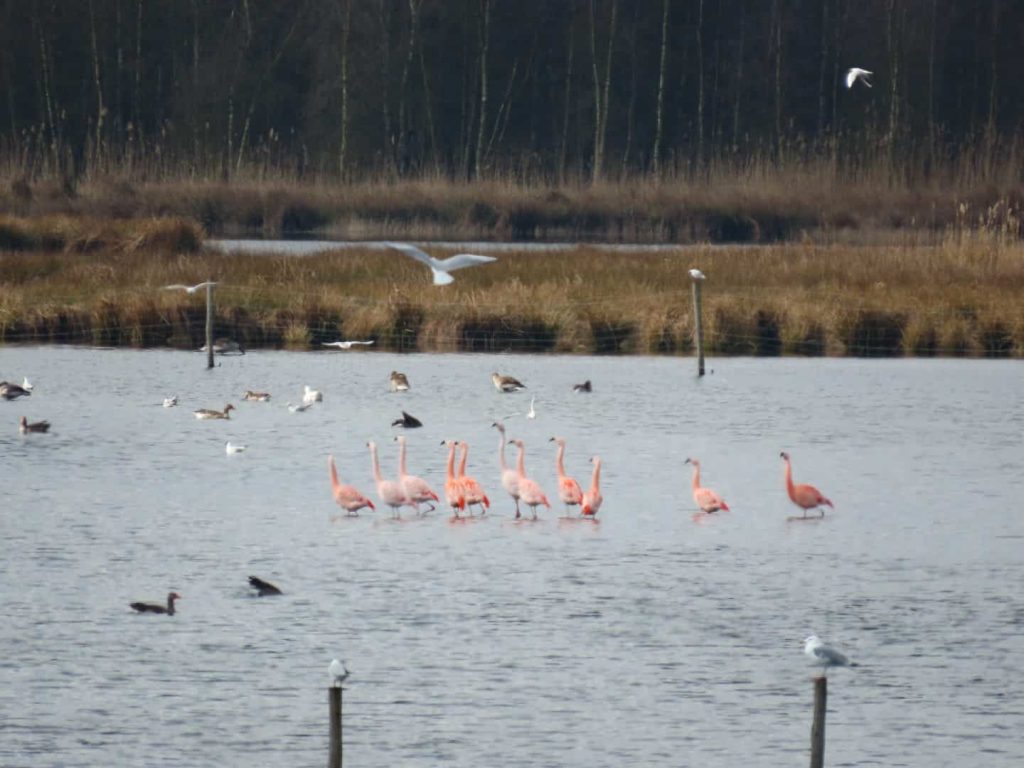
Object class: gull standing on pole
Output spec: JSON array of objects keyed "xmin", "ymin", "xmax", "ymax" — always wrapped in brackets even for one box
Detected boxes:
[
  {"xmin": 689, "ymin": 268, "xmax": 706, "ymax": 281},
  {"xmin": 385, "ymin": 242, "xmax": 497, "ymax": 285},
  {"xmin": 845, "ymin": 68, "xmax": 873, "ymax": 88},
  {"xmin": 804, "ymin": 635, "xmax": 856, "ymax": 675},
  {"xmin": 329, "ymin": 659, "xmax": 350, "ymax": 687}
]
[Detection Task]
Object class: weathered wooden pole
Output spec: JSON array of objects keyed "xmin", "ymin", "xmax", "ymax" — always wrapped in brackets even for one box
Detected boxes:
[
  {"xmin": 691, "ymin": 277, "xmax": 705, "ymax": 376},
  {"xmin": 810, "ymin": 675, "xmax": 827, "ymax": 768},
  {"xmin": 205, "ymin": 279, "xmax": 215, "ymax": 369},
  {"xmin": 328, "ymin": 685, "xmax": 343, "ymax": 768}
]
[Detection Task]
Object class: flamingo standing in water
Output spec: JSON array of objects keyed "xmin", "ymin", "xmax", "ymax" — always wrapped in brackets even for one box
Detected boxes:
[
  {"xmin": 780, "ymin": 452, "xmax": 833, "ymax": 518},
  {"xmin": 328, "ymin": 454, "xmax": 376, "ymax": 517},
  {"xmin": 457, "ymin": 441, "xmax": 490, "ymax": 515},
  {"xmin": 581, "ymin": 456, "xmax": 603, "ymax": 517},
  {"xmin": 395, "ymin": 435, "xmax": 439, "ymax": 513},
  {"xmin": 684, "ymin": 457, "xmax": 730, "ymax": 514},
  {"xmin": 549, "ymin": 437, "xmax": 584, "ymax": 515},
  {"xmin": 491, "ymin": 421, "xmax": 521, "ymax": 517},
  {"xmin": 441, "ymin": 440, "xmax": 466, "ymax": 518},
  {"xmin": 509, "ymin": 439, "xmax": 550, "ymax": 519},
  {"xmin": 367, "ymin": 441, "xmax": 412, "ymax": 518}
]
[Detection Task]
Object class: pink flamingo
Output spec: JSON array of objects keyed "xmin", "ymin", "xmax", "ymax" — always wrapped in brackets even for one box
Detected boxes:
[
  {"xmin": 327, "ymin": 454, "xmax": 375, "ymax": 517},
  {"xmin": 394, "ymin": 435, "xmax": 439, "ymax": 514},
  {"xmin": 509, "ymin": 439, "xmax": 550, "ymax": 519},
  {"xmin": 440, "ymin": 439, "xmax": 466, "ymax": 517},
  {"xmin": 684, "ymin": 457, "xmax": 730, "ymax": 514},
  {"xmin": 581, "ymin": 456, "xmax": 603, "ymax": 517},
  {"xmin": 549, "ymin": 436, "xmax": 584, "ymax": 515},
  {"xmin": 780, "ymin": 451, "xmax": 833, "ymax": 518},
  {"xmin": 491, "ymin": 421, "xmax": 520, "ymax": 517},
  {"xmin": 367, "ymin": 440, "xmax": 412, "ymax": 518},
  {"xmin": 457, "ymin": 441, "xmax": 490, "ymax": 515}
]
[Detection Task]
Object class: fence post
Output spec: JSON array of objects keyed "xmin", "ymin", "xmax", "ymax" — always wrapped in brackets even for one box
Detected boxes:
[
  {"xmin": 205, "ymin": 279, "xmax": 215, "ymax": 369},
  {"xmin": 810, "ymin": 675, "xmax": 827, "ymax": 768},
  {"xmin": 328, "ymin": 685, "xmax": 342, "ymax": 768},
  {"xmin": 691, "ymin": 278, "xmax": 705, "ymax": 376}
]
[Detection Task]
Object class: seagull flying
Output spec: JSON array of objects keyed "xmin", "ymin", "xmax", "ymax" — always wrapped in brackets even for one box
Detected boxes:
[
  {"xmin": 845, "ymin": 68, "xmax": 873, "ymax": 89},
  {"xmin": 288, "ymin": 401, "xmax": 313, "ymax": 413},
  {"xmin": 329, "ymin": 659, "xmax": 350, "ymax": 687},
  {"xmin": 163, "ymin": 396, "xmax": 178, "ymax": 408},
  {"xmin": 161, "ymin": 281, "xmax": 218, "ymax": 294},
  {"xmin": 225, "ymin": 441, "xmax": 247, "ymax": 454},
  {"xmin": 385, "ymin": 242, "xmax": 497, "ymax": 286},
  {"xmin": 689, "ymin": 268, "xmax": 706, "ymax": 281},
  {"xmin": 322, "ymin": 340, "xmax": 375, "ymax": 349},
  {"xmin": 804, "ymin": 635, "xmax": 856, "ymax": 675}
]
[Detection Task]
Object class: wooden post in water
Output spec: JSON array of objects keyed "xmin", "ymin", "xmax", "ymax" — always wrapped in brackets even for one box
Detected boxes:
[
  {"xmin": 691, "ymin": 278, "xmax": 705, "ymax": 376},
  {"xmin": 810, "ymin": 675, "xmax": 827, "ymax": 768},
  {"xmin": 205, "ymin": 280, "xmax": 215, "ymax": 369},
  {"xmin": 328, "ymin": 686, "xmax": 343, "ymax": 768}
]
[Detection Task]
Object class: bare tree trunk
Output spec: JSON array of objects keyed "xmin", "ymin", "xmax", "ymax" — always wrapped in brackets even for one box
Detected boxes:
[
  {"xmin": 927, "ymin": 0, "xmax": 936, "ymax": 158},
  {"xmin": 830, "ymin": 0, "xmax": 843, "ymax": 136},
  {"xmin": 33, "ymin": 0, "xmax": 57, "ymax": 159},
  {"xmin": 588, "ymin": 0, "xmax": 617, "ymax": 183},
  {"xmin": 397, "ymin": 0, "xmax": 422, "ymax": 175},
  {"xmin": 987, "ymin": 0, "xmax": 1000, "ymax": 135},
  {"xmin": 88, "ymin": 0, "xmax": 106, "ymax": 169},
  {"xmin": 885, "ymin": 0, "xmax": 900, "ymax": 156},
  {"xmin": 418, "ymin": 45, "xmax": 438, "ymax": 173},
  {"xmin": 696, "ymin": 0, "xmax": 704, "ymax": 165},
  {"xmin": 816, "ymin": 0, "xmax": 829, "ymax": 135},
  {"xmin": 558, "ymin": 20, "xmax": 574, "ymax": 183},
  {"xmin": 772, "ymin": 0, "xmax": 783, "ymax": 159},
  {"xmin": 652, "ymin": 0, "xmax": 669, "ymax": 175},
  {"xmin": 114, "ymin": 0, "xmax": 123, "ymax": 141},
  {"xmin": 377, "ymin": 0, "xmax": 393, "ymax": 171},
  {"xmin": 621, "ymin": 8, "xmax": 637, "ymax": 171},
  {"xmin": 3, "ymin": 0, "xmax": 17, "ymax": 138},
  {"xmin": 338, "ymin": 0, "xmax": 352, "ymax": 176},
  {"xmin": 731, "ymin": 2, "xmax": 744, "ymax": 148},
  {"xmin": 473, "ymin": 0, "xmax": 490, "ymax": 178}
]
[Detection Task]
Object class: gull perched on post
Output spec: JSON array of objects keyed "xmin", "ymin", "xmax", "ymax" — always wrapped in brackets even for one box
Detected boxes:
[
  {"xmin": 161, "ymin": 281, "xmax": 218, "ymax": 294},
  {"xmin": 845, "ymin": 68, "xmax": 873, "ymax": 89},
  {"xmin": 385, "ymin": 242, "xmax": 497, "ymax": 285},
  {"xmin": 328, "ymin": 659, "xmax": 350, "ymax": 687},
  {"xmin": 689, "ymin": 268, "xmax": 706, "ymax": 281},
  {"xmin": 804, "ymin": 635, "xmax": 856, "ymax": 675}
]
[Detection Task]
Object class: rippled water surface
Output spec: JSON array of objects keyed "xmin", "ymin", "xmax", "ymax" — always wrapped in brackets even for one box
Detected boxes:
[{"xmin": 2, "ymin": 348, "xmax": 1022, "ymax": 767}]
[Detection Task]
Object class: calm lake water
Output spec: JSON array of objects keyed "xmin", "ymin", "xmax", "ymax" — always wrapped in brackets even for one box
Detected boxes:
[{"xmin": 1, "ymin": 347, "xmax": 1022, "ymax": 768}]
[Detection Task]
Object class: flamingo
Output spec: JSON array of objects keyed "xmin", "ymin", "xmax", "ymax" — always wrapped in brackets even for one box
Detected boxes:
[
  {"xmin": 549, "ymin": 437, "xmax": 584, "ymax": 515},
  {"xmin": 440, "ymin": 439, "xmax": 466, "ymax": 518},
  {"xmin": 367, "ymin": 441, "xmax": 412, "ymax": 518},
  {"xmin": 328, "ymin": 454, "xmax": 375, "ymax": 516},
  {"xmin": 581, "ymin": 456, "xmax": 603, "ymax": 517},
  {"xmin": 491, "ymin": 421, "xmax": 521, "ymax": 517},
  {"xmin": 395, "ymin": 435, "xmax": 439, "ymax": 513},
  {"xmin": 457, "ymin": 441, "xmax": 490, "ymax": 515},
  {"xmin": 509, "ymin": 439, "xmax": 550, "ymax": 519},
  {"xmin": 780, "ymin": 451, "xmax": 833, "ymax": 518},
  {"xmin": 684, "ymin": 457, "xmax": 730, "ymax": 514}
]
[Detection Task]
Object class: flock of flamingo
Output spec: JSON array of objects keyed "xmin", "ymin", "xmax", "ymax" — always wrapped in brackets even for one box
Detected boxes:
[{"xmin": 332, "ymin": 426, "xmax": 604, "ymax": 522}]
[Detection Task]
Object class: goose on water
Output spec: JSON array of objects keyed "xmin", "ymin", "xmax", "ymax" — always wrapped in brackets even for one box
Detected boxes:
[
  {"xmin": 130, "ymin": 592, "xmax": 181, "ymax": 615},
  {"xmin": 389, "ymin": 371, "xmax": 410, "ymax": 392},
  {"xmin": 492, "ymin": 372, "xmax": 526, "ymax": 393},
  {"xmin": 20, "ymin": 416, "xmax": 50, "ymax": 434},
  {"xmin": 194, "ymin": 404, "xmax": 235, "ymax": 420}
]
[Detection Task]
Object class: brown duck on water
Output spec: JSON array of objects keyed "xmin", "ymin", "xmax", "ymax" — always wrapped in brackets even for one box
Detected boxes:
[{"xmin": 130, "ymin": 592, "xmax": 181, "ymax": 615}]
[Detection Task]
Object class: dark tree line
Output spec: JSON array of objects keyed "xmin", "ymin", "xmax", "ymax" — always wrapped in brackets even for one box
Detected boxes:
[{"xmin": 0, "ymin": 0, "xmax": 1020, "ymax": 182}]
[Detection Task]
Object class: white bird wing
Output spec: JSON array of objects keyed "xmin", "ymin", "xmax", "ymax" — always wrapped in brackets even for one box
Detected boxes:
[
  {"xmin": 161, "ymin": 284, "xmax": 189, "ymax": 291},
  {"xmin": 812, "ymin": 644, "xmax": 849, "ymax": 666},
  {"xmin": 434, "ymin": 253, "xmax": 498, "ymax": 272},
  {"xmin": 349, "ymin": 340, "xmax": 374, "ymax": 346},
  {"xmin": 386, "ymin": 242, "xmax": 437, "ymax": 268}
]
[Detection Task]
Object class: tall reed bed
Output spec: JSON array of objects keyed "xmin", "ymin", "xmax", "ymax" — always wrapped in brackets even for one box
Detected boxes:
[{"xmin": 2, "ymin": 233, "xmax": 1021, "ymax": 357}]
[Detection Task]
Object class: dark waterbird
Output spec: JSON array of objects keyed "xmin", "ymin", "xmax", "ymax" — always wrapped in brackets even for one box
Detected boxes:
[
  {"xmin": 0, "ymin": 381, "xmax": 31, "ymax": 400},
  {"xmin": 19, "ymin": 416, "xmax": 50, "ymax": 434},
  {"xmin": 573, "ymin": 380, "xmax": 592, "ymax": 393},
  {"xmin": 248, "ymin": 576, "xmax": 283, "ymax": 596},
  {"xmin": 130, "ymin": 592, "xmax": 181, "ymax": 615},
  {"xmin": 392, "ymin": 410, "xmax": 423, "ymax": 428}
]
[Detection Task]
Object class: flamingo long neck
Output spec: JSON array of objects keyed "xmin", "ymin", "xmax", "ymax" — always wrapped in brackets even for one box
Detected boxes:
[
  {"xmin": 591, "ymin": 460, "xmax": 601, "ymax": 492},
  {"xmin": 446, "ymin": 442, "xmax": 456, "ymax": 481},
  {"xmin": 516, "ymin": 444, "xmax": 527, "ymax": 479},
  {"xmin": 398, "ymin": 439, "xmax": 408, "ymax": 476},
  {"xmin": 555, "ymin": 442, "xmax": 567, "ymax": 477},
  {"xmin": 369, "ymin": 444, "xmax": 383, "ymax": 483},
  {"xmin": 691, "ymin": 463, "xmax": 701, "ymax": 490},
  {"xmin": 458, "ymin": 443, "xmax": 469, "ymax": 479},
  {"xmin": 784, "ymin": 459, "xmax": 796, "ymax": 499},
  {"xmin": 497, "ymin": 429, "xmax": 509, "ymax": 471},
  {"xmin": 328, "ymin": 455, "xmax": 341, "ymax": 493}
]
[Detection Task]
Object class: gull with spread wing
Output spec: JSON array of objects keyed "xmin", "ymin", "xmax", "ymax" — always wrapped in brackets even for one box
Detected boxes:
[{"xmin": 385, "ymin": 242, "xmax": 497, "ymax": 285}]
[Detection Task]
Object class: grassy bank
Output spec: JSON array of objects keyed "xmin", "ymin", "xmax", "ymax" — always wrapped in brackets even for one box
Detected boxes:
[
  {"xmin": 1, "ymin": 219, "xmax": 1021, "ymax": 357},
  {"xmin": 2, "ymin": 159, "xmax": 1022, "ymax": 244}
]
